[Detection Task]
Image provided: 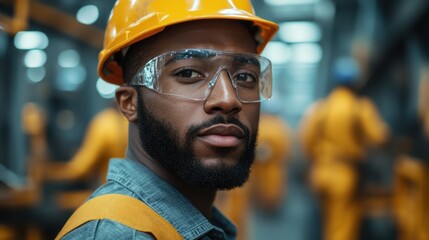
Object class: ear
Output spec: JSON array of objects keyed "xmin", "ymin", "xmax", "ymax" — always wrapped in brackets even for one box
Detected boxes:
[{"xmin": 115, "ymin": 86, "xmax": 138, "ymax": 122}]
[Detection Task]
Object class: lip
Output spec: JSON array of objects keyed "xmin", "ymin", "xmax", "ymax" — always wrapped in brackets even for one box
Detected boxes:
[{"xmin": 198, "ymin": 124, "xmax": 245, "ymax": 147}]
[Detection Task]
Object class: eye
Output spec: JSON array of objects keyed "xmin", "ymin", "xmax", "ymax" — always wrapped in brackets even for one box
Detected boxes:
[
  {"xmin": 234, "ymin": 72, "xmax": 258, "ymax": 83},
  {"xmin": 174, "ymin": 69, "xmax": 204, "ymax": 78}
]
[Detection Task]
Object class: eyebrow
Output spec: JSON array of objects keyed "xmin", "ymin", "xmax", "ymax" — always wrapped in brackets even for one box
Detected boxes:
[
  {"xmin": 233, "ymin": 55, "xmax": 260, "ymax": 67},
  {"xmin": 163, "ymin": 49, "xmax": 261, "ymax": 68},
  {"xmin": 165, "ymin": 50, "xmax": 215, "ymax": 66}
]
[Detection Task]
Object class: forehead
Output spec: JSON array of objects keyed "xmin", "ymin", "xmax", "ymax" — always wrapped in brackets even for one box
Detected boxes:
[{"xmin": 137, "ymin": 20, "xmax": 257, "ymax": 61}]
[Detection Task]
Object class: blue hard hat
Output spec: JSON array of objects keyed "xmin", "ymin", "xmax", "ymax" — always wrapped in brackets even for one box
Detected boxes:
[{"xmin": 332, "ymin": 56, "xmax": 360, "ymax": 85}]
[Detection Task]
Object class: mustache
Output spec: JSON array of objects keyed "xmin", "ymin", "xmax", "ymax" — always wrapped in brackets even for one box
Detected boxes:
[{"xmin": 187, "ymin": 116, "xmax": 250, "ymax": 139}]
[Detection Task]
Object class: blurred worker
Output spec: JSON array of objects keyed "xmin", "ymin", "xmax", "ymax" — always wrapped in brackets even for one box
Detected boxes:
[
  {"xmin": 393, "ymin": 155, "xmax": 427, "ymax": 240},
  {"xmin": 44, "ymin": 106, "xmax": 128, "ymax": 186},
  {"xmin": 42, "ymin": 105, "xmax": 128, "ymax": 210},
  {"xmin": 251, "ymin": 112, "xmax": 290, "ymax": 213},
  {"xmin": 56, "ymin": 0, "xmax": 279, "ymax": 239},
  {"xmin": 300, "ymin": 56, "xmax": 390, "ymax": 240},
  {"xmin": 216, "ymin": 112, "xmax": 291, "ymax": 240},
  {"xmin": 0, "ymin": 102, "xmax": 47, "ymax": 207},
  {"xmin": 0, "ymin": 102, "xmax": 47, "ymax": 240},
  {"xmin": 393, "ymin": 66, "xmax": 429, "ymax": 240}
]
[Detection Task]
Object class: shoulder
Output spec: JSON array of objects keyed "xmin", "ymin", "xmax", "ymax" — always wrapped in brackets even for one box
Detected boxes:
[{"xmin": 61, "ymin": 219, "xmax": 155, "ymax": 240}]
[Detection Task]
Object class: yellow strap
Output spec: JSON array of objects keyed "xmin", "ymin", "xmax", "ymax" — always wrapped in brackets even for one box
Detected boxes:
[{"xmin": 55, "ymin": 194, "xmax": 183, "ymax": 240}]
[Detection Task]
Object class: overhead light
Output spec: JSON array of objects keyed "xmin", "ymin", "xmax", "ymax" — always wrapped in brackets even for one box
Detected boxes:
[
  {"xmin": 261, "ymin": 41, "xmax": 291, "ymax": 65},
  {"xmin": 76, "ymin": 5, "xmax": 99, "ymax": 25},
  {"xmin": 55, "ymin": 65, "xmax": 86, "ymax": 91},
  {"xmin": 279, "ymin": 21, "xmax": 321, "ymax": 43},
  {"xmin": 291, "ymin": 43, "xmax": 323, "ymax": 64},
  {"xmin": 96, "ymin": 78, "xmax": 119, "ymax": 99},
  {"xmin": 26, "ymin": 67, "xmax": 46, "ymax": 83},
  {"xmin": 58, "ymin": 49, "xmax": 81, "ymax": 68},
  {"xmin": 24, "ymin": 50, "xmax": 47, "ymax": 68},
  {"xmin": 14, "ymin": 31, "xmax": 49, "ymax": 50},
  {"xmin": 265, "ymin": 0, "xmax": 320, "ymax": 6}
]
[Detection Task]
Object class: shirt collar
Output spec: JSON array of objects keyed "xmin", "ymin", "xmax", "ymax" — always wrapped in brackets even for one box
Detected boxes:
[{"xmin": 107, "ymin": 159, "xmax": 237, "ymax": 239}]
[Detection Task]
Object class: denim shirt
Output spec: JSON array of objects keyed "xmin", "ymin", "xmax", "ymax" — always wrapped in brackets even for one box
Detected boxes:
[{"xmin": 61, "ymin": 159, "xmax": 237, "ymax": 240}]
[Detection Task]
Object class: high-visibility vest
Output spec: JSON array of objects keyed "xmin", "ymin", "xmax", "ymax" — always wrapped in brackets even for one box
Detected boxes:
[{"xmin": 56, "ymin": 194, "xmax": 183, "ymax": 240}]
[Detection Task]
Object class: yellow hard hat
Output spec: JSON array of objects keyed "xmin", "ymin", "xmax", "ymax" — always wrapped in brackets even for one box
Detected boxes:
[{"xmin": 98, "ymin": 0, "xmax": 279, "ymax": 85}]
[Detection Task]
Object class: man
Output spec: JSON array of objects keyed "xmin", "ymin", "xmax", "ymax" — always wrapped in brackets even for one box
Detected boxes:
[{"xmin": 57, "ymin": 0, "xmax": 278, "ymax": 239}]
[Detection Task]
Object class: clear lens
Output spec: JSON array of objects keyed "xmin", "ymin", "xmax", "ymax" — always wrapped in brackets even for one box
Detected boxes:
[{"xmin": 130, "ymin": 49, "xmax": 272, "ymax": 103}]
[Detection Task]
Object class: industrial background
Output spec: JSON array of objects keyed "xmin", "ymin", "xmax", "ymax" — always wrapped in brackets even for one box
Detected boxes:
[{"xmin": 1, "ymin": 0, "xmax": 429, "ymax": 239}]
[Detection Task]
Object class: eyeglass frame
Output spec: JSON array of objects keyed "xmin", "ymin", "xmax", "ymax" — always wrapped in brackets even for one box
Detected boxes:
[{"xmin": 128, "ymin": 48, "xmax": 273, "ymax": 103}]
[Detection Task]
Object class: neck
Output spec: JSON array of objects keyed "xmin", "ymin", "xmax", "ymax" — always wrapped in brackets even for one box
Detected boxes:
[
  {"xmin": 126, "ymin": 123, "xmax": 217, "ymax": 219},
  {"xmin": 170, "ymin": 178, "xmax": 217, "ymax": 219}
]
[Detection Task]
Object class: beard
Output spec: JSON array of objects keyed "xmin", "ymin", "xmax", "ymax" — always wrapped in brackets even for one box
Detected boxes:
[{"xmin": 136, "ymin": 91, "xmax": 257, "ymax": 190}]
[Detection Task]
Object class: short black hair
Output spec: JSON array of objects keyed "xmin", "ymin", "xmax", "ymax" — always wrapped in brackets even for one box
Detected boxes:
[{"xmin": 122, "ymin": 37, "xmax": 157, "ymax": 85}]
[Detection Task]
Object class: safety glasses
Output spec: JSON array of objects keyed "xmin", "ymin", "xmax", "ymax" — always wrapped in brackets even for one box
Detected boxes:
[{"xmin": 129, "ymin": 49, "xmax": 273, "ymax": 103}]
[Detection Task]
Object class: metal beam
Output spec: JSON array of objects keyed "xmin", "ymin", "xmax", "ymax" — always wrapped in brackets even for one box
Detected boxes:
[
  {"xmin": 29, "ymin": 1, "xmax": 104, "ymax": 49},
  {"xmin": 0, "ymin": 0, "xmax": 29, "ymax": 34},
  {"xmin": 0, "ymin": 0, "xmax": 104, "ymax": 49},
  {"xmin": 367, "ymin": 0, "xmax": 429, "ymax": 84}
]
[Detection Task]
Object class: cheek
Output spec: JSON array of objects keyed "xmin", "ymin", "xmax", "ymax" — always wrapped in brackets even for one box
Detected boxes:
[
  {"xmin": 145, "ymin": 94, "xmax": 197, "ymax": 136},
  {"xmin": 166, "ymin": 104, "xmax": 196, "ymax": 135},
  {"xmin": 242, "ymin": 104, "xmax": 261, "ymax": 134}
]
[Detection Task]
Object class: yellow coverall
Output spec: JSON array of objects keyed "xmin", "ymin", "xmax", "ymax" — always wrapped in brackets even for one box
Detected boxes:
[
  {"xmin": 393, "ymin": 155, "xmax": 428, "ymax": 240},
  {"xmin": 300, "ymin": 86, "xmax": 390, "ymax": 240},
  {"xmin": 393, "ymin": 68, "xmax": 429, "ymax": 240},
  {"xmin": 251, "ymin": 114, "xmax": 291, "ymax": 212}
]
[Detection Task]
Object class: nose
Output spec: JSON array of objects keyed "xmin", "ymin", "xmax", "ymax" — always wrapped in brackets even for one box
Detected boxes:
[{"xmin": 203, "ymin": 70, "xmax": 243, "ymax": 114}]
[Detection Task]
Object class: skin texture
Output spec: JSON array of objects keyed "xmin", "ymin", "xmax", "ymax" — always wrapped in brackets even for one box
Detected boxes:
[{"xmin": 115, "ymin": 20, "xmax": 260, "ymax": 218}]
